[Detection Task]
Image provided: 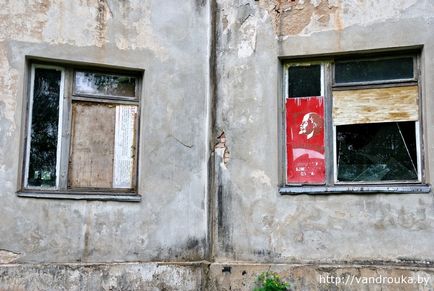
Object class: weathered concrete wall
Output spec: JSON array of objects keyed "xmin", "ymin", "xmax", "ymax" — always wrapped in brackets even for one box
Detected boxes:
[
  {"xmin": 0, "ymin": 262, "xmax": 205, "ymax": 290},
  {"xmin": 213, "ymin": 0, "xmax": 434, "ymax": 264},
  {"xmin": 0, "ymin": 0, "xmax": 210, "ymax": 264},
  {"xmin": 1, "ymin": 0, "xmax": 434, "ymax": 289},
  {"xmin": 208, "ymin": 262, "xmax": 434, "ymax": 290}
]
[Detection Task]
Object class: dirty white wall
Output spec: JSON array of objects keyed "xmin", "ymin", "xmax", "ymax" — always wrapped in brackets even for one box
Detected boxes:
[
  {"xmin": 213, "ymin": 0, "xmax": 434, "ymax": 263},
  {"xmin": 0, "ymin": 0, "xmax": 210, "ymax": 265},
  {"xmin": 1, "ymin": 0, "xmax": 434, "ymax": 290}
]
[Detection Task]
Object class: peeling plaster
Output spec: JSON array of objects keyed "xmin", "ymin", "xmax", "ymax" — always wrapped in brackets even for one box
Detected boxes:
[
  {"xmin": 0, "ymin": 0, "xmax": 168, "ymax": 58},
  {"xmin": 0, "ymin": 249, "xmax": 20, "ymax": 264},
  {"xmin": 259, "ymin": 0, "xmax": 422, "ymax": 36},
  {"xmin": 42, "ymin": 0, "xmax": 111, "ymax": 47},
  {"xmin": 259, "ymin": 0, "xmax": 339, "ymax": 36},
  {"xmin": 0, "ymin": 45, "xmax": 18, "ymax": 176},
  {"xmin": 0, "ymin": 0, "xmax": 51, "ymax": 43},
  {"xmin": 113, "ymin": 0, "xmax": 168, "ymax": 58},
  {"xmin": 237, "ymin": 14, "xmax": 258, "ymax": 58},
  {"xmin": 0, "ymin": 46, "xmax": 17, "ymax": 125},
  {"xmin": 215, "ymin": 132, "xmax": 230, "ymax": 165}
]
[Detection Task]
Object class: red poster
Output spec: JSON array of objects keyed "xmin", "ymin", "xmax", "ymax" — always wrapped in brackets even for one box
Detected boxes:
[{"xmin": 286, "ymin": 96, "xmax": 325, "ymax": 184}]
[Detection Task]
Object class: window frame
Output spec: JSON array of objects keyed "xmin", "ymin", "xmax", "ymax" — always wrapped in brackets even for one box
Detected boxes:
[
  {"xmin": 280, "ymin": 51, "xmax": 431, "ymax": 195},
  {"xmin": 18, "ymin": 60, "xmax": 143, "ymax": 202},
  {"xmin": 23, "ymin": 64, "xmax": 65, "ymax": 191},
  {"xmin": 332, "ymin": 54, "xmax": 418, "ymax": 87}
]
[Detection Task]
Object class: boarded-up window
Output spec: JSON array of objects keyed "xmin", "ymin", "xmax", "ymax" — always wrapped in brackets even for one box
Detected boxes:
[
  {"xmin": 69, "ymin": 103, "xmax": 137, "ymax": 189},
  {"xmin": 24, "ymin": 64, "xmax": 141, "ymax": 195},
  {"xmin": 332, "ymin": 86, "xmax": 419, "ymax": 126},
  {"xmin": 284, "ymin": 54, "xmax": 422, "ymax": 187}
]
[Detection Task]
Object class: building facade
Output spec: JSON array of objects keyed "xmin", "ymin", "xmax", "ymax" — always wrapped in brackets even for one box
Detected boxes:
[{"xmin": 0, "ymin": 0, "xmax": 434, "ymax": 290}]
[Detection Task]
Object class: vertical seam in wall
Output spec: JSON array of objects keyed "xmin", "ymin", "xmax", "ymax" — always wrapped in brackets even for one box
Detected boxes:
[{"xmin": 206, "ymin": 0, "xmax": 218, "ymax": 263}]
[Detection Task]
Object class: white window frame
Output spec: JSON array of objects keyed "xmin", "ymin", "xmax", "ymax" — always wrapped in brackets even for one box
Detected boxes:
[{"xmin": 24, "ymin": 64, "xmax": 65, "ymax": 190}]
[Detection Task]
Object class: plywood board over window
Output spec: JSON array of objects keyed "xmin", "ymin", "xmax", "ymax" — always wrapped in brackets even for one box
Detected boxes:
[
  {"xmin": 333, "ymin": 86, "xmax": 419, "ymax": 125},
  {"xmin": 69, "ymin": 103, "xmax": 138, "ymax": 189},
  {"xmin": 69, "ymin": 102, "xmax": 116, "ymax": 188}
]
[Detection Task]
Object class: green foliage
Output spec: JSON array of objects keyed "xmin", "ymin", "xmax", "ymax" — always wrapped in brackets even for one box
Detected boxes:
[{"xmin": 253, "ymin": 271, "xmax": 290, "ymax": 291}]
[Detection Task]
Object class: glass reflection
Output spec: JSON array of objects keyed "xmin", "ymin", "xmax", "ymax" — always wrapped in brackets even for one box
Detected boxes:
[
  {"xmin": 27, "ymin": 68, "xmax": 61, "ymax": 187},
  {"xmin": 335, "ymin": 57, "xmax": 414, "ymax": 84},
  {"xmin": 74, "ymin": 71, "xmax": 136, "ymax": 97}
]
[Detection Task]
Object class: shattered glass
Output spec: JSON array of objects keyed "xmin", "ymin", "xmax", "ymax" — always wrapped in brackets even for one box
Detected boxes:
[{"xmin": 336, "ymin": 121, "xmax": 418, "ymax": 182}]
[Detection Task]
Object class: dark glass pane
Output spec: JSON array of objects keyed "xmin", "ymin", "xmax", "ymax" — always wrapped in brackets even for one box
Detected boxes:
[
  {"xmin": 27, "ymin": 68, "xmax": 61, "ymax": 187},
  {"xmin": 335, "ymin": 57, "xmax": 414, "ymax": 84},
  {"xmin": 336, "ymin": 122, "xmax": 418, "ymax": 182},
  {"xmin": 74, "ymin": 71, "xmax": 136, "ymax": 97},
  {"xmin": 288, "ymin": 65, "xmax": 321, "ymax": 97}
]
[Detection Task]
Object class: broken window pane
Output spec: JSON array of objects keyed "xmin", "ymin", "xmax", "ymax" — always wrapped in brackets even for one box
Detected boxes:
[
  {"xmin": 74, "ymin": 71, "xmax": 136, "ymax": 97},
  {"xmin": 336, "ymin": 122, "xmax": 418, "ymax": 182},
  {"xmin": 27, "ymin": 68, "xmax": 61, "ymax": 187},
  {"xmin": 288, "ymin": 65, "xmax": 321, "ymax": 97},
  {"xmin": 335, "ymin": 57, "xmax": 414, "ymax": 84}
]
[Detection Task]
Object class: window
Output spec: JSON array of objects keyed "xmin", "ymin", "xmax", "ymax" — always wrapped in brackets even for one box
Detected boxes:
[
  {"xmin": 19, "ymin": 62, "xmax": 142, "ymax": 201},
  {"xmin": 281, "ymin": 53, "xmax": 431, "ymax": 194}
]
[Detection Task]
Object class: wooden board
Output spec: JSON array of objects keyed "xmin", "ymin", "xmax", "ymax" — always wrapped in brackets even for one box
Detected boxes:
[
  {"xmin": 333, "ymin": 85, "xmax": 419, "ymax": 125},
  {"xmin": 69, "ymin": 102, "xmax": 116, "ymax": 188}
]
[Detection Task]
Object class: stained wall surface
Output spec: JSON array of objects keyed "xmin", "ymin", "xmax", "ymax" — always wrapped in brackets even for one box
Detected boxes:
[
  {"xmin": 1, "ymin": 0, "xmax": 434, "ymax": 290},
  {"xmin": 213, "ymin": 0, "xmax": 434, "ymax": 263},
  {"xmin": 0, "ymin": 0, "xmax": 210, "ymax": 264}
]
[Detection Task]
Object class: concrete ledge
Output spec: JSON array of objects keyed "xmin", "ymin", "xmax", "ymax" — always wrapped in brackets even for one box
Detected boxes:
[
  {"xmin": 208, "ymin": 262, "xmax": 434, "ymax": 291},
  {"xmin": 0, "ymin": 262, "xmax": 204, "ymax": 291},
  {"xmin": 1, "ymin": 261, "xmax": 434, "ymax": 290}
]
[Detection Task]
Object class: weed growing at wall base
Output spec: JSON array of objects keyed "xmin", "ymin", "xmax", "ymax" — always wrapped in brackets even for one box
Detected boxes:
[{"xmin": 254, "ymin": 271, "xmax": 291, "ymax": 291}]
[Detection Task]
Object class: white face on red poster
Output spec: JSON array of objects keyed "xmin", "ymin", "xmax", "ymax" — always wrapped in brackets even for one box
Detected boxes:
[{"xmin": 299, "ymin": 112, "xmax": 324, "ymax": 140}]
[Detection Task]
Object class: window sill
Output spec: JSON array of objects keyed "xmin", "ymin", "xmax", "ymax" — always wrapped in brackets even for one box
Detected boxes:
[
  {"xmin": 279, "ymin": 184, "xmax": 431, "ymax": 195},
  {"xmin": 16, "ymin": 191, "xmax": 141, "ymax": 202}
]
